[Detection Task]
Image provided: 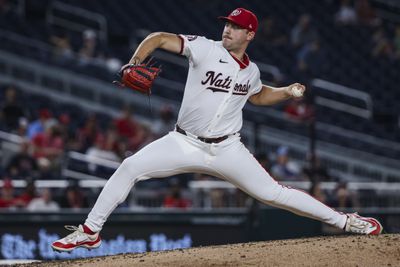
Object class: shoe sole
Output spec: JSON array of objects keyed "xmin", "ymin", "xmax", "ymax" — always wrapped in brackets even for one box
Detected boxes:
[{"xmin": 52, "ymin": 240, "xmax": 102, "ymax": 252}]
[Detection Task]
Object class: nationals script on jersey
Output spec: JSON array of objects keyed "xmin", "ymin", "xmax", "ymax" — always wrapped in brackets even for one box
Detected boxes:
[{"xmin": 176, "ymin": 34, "xmax": 262, "ymax": 138}]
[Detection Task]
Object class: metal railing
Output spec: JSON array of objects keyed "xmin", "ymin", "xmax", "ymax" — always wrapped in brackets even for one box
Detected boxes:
[
  {"xmin": 0, "ymin": 50, "xmax": 179, "ymax": 117},
  {"xmin": 257, "ymin": 125, "xmax": 400, "ymax": 181},
  {"xmin": 312, "ymin": 79, "xmax": 373, "ymax": 119},
  {"xmin": 47, "ymin": 1, "xmax": 108, "ymax": 45}
]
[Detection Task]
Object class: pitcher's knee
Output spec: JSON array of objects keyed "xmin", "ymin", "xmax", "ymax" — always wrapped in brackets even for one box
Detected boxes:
[
  {"xmin": 257, "ymin": 184, "xmax": 287, "ymax": 204},
  {"xmin": 116, "ymin": 157, "xmax": 142, "ymax": 183},
  {"xmin": 121, "ymin": 155, "xmax": 136, "ymax": 166},
  {"xmin": 257, "ymin": 189, "xmax": 279, "ymax": 203}
]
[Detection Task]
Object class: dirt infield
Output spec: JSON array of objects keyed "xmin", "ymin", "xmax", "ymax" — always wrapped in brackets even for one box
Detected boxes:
[{"xmin": 21, "ymin": 234, "xmax": 399, "ymax": 267}]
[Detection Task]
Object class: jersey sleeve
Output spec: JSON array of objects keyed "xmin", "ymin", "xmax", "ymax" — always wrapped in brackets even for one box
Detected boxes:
[{"xmin": 178, "ymin": 34, "xmax": 213, "ymax": 67}]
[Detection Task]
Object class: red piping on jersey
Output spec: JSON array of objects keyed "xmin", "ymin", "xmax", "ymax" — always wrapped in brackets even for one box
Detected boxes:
[
  {"xmin": 177, "ymin": 35, "xmax": 184, "ymax": 55},
  {"xmin": 229, "ymin": 52, "xmax": 249, "ymax": 69}
]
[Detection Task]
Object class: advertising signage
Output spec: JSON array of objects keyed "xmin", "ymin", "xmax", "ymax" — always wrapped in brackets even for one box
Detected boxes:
[{"xmin": 0, "ymin": 211, "xmax": 248, "ymax": 260}]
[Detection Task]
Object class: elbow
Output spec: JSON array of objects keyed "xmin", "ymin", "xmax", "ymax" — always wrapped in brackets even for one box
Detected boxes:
[
  {"xmin": 147, "ymin": 32, "xmax": 164, "ymax": 38},
  {"xmin": 147, "ymin": 32, "xmax": 166, "ymax": 38},
  {"xmin": 145, "ymin": 32, "xmax": 166, "ymax": 46}
]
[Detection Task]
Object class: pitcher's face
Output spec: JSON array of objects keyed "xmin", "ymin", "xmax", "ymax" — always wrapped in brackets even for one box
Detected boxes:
[{"xmin": 222, "ymin": 22, "xmax": 254, "ymax": 51}]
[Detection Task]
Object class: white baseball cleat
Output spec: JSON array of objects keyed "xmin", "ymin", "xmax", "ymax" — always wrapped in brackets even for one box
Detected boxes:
[
  {"xmin": 51, "ymin": 225, "xmax": 101, "ymax": 252},
  {"xmin": 344, "ymin": 213, "xmax": 383, "ymax": 235}
]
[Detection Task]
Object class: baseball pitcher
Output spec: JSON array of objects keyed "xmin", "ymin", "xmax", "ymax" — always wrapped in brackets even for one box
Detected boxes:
[{"xmin": 52, "ymin": 8, "xmax": 382, "ymax": 252}]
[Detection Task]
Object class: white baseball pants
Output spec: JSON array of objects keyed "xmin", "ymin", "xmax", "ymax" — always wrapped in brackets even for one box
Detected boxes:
[{"xmin": 85, "ymin": 131, "xmax": 347, "ymax": 232}]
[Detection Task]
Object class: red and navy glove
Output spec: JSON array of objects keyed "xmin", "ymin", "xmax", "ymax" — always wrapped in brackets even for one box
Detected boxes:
[{"xmin": 113, "ymin": 59, "xmax": 161, "ymax": 95}]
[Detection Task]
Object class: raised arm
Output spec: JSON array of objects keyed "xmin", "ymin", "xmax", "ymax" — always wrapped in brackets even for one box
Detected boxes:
[
  {"xmin": 249, "ymin": 83, "xmax": 305, "ymax": 106},
  {"xmin": 128, "ymin": 32, "xmax": 182, "ymax": 64},
  {"xmin": 113, "ymin": 32, "xmax": 182, "ymax": 94}
]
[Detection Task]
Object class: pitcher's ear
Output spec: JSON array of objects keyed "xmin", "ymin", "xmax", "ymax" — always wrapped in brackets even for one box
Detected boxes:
[{"xmin": 247, "ymin": 31, "xmax": 256, "ymax": 41}]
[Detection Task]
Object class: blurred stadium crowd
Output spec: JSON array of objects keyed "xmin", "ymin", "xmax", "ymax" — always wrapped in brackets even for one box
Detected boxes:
[
  {"xmin": 0, "ymin": 0, "xmax": 399, "ymax": 213},
  {"xmin": 0, "ymin": 83, "xmax": 358, "ymax": 210}
]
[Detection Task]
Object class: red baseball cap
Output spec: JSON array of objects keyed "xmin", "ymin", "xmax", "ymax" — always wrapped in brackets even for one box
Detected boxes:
[{"xmin": 218, "ymin": 8, "xmax": 259, "ymax": 32}]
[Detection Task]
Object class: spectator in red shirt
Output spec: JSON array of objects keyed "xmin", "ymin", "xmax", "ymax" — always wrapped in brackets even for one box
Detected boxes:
[
  {"xmin": 0, "ymin": 179, "xmax": 17, "ymax": 208},
  {"xmin": 114, "ymin": 106, "xmax": 139, "ymax": 139},
  {"xmin": 14, "ymin": 180, "xmax": 37, "ymax": 207},
  {"xmin": 32, "ymin": 124, "xmax": 64, "ymax": 162},
  {"xmin": 284, "ymin": 99, "xmax": 313, "ymax": 122},
  {"xmin": 163, "ymin": 181, "xmax": 191, "ymax": 209},
  {"xmin": 128, "ymin": 124, "xmax": 155, "ymax": 153}
]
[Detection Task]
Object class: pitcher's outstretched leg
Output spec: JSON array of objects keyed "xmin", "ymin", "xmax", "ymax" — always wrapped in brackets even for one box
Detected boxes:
[
  {"xmin": 212, "ymin": 142, "xmax": 382, "ymax": 234},
  {"xmin": 52, "ymin": 132, "xmax": 204, "ymax": 252}
]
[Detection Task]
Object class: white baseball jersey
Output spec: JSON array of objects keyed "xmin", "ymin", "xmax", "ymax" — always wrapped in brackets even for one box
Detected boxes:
[
  {"xmin": 176, "ymin": 35, "xmax": 262, "ymax": 138},
  {"xmin": 84, "ymin": 34, "xmax": 348, "ymax": 235}
]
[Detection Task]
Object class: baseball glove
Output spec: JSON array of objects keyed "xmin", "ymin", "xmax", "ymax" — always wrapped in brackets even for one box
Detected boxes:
[{"xmin": 113, "ymin": 58, "xmax": 161, "ymax": 95}]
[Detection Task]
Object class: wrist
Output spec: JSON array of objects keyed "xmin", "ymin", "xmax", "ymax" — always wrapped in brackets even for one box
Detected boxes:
[
  {"xmin": 129, "ymin": 56, "xmax": 141, "ymax": 65},
  {"xmin": 284, "ymin": 86, "xmax": 292, "ymax": 97}
]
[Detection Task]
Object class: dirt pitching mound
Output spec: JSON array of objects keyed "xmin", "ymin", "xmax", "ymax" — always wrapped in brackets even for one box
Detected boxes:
[{"xmin": 22, "ymin": 234, "xmax": 399, "ymax": 267}]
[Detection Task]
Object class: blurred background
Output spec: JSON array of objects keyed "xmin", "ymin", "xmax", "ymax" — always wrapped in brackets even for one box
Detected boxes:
[{"xmin": 0, "ymin": 0, "xmax": 399, "ymax": 262}]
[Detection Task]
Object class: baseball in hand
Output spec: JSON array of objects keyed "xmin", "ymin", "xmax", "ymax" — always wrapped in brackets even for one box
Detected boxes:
[{"xmin": 291, "ymin": 85, "xmax": 304, "ymax": 97}]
